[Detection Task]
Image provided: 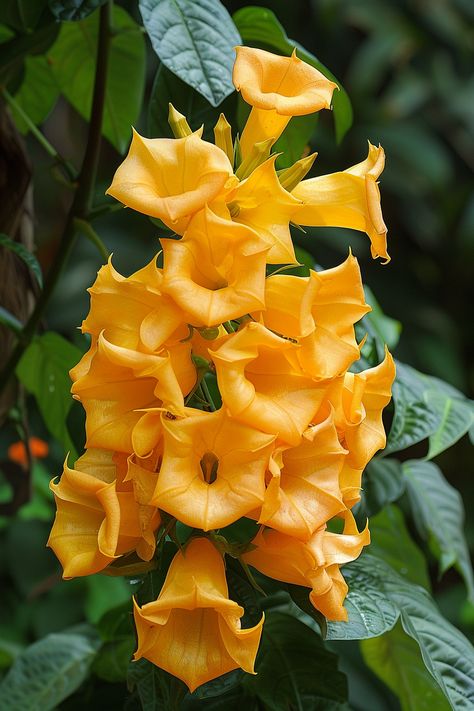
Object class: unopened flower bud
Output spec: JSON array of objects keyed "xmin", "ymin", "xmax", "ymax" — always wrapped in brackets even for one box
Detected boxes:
[
  {"xmin": 213, "ymin": 113, "xmax": 233, "ymax": 164},
  {"xmin": 278, "ymin": 152, "xmax": 317, "ymax": 192},
  {"xmin": 168, "ymin": 103, "xmax": 192, "ymax": 138}
]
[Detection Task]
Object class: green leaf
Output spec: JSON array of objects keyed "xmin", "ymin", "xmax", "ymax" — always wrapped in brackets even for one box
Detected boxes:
[
  {"xmin": 0, "ymin": 627, "xmax": 100, "ymax": 710},
  {"xmin": 233, "ymin": 6, "xmax": 353, "ymax": 143},
  {"xmin": 362, "ymin": 285, "xmax": 402, "ymax": 355},
  {"xmin": 385, "ymin": 361, "xmax": 474, "ymax": 457},
  {"xmin": 17, "ymin": 461, "xmax": 54, "ymax": 522},
  {"xmin": 0, "ymin": 24, "xmax": 14, "ymax": 43},
  {"xmin": 274, "ymin": 113, "xmax": 318, "ymax": 169},
  {"xmin": 84, "ymin": 574, "xmax": 131, "ymax": 624},
  {"xmin": 0, "ymin": 306, "xmax": 23, "ymax": 334},
  {"xmin": 0, "ymin": 19, "xmax": 59, "ymax": 82},
  {"xmin": 140, "ymin": 0, "xmax": 241, "ymax": 107},
  {"xmin": 0, "ymin": 232, "xmax": 43, "ymax": 287},
  {"xmin": 369, "ymin": 504, "xmax": 430, "ymax": 589},
  {"xmin": 331, "ymin": 555, "xmax": 474, "ymax": 710},
  {"xmin": 0, "ymin": 0, "xmax": 48, "ymax": 32},
  {"xmin": 243, "ymin": 611, "xmax": 348, "ymax": 709},
  {"xmin": 128, "ymin": 657, "xmax": 187, "ymax": 710},
  {"xmin": 402, "ymin": 460, "xmax": 474, "ymax": 601},
  {"xmin": 47, "ymin": 6, "xmax": 146, "ymax": 153},
  {"xmin": 357, "ymin": 457, "xmax": 405, "ymax": 519},
  {"xmin": 16, "ymin": 332, "xmax": 82, "ymax": 456},
  {"xmin": 385, "ymin": 361, "xmax": 441, "ymax": 455},
  {"xmin": 48, "ymin": 0, "xmax": 108, "ymax": 21},
  {"xmin": 148, "ymin": 62, "xmax": 236, "ymax": 142},
  {"xmin": 325, "ymin": 559, "xmax": 399, "ymax": 641},
  {"xmin": 10, "ymin": 54, "xmax": 59, "ymax": 135},
  {"xmin": 424, "ymin": 388, "xmax": 474, "ymax": 459},
  {"xmin": 93, "ymin": 602, "xmax": 135, "ymax": 683},
  {"xmin": 361, "ymin": 622, "xmax": 450, "ymax": 711}
]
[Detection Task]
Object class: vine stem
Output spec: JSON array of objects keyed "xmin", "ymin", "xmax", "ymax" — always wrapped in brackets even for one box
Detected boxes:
[
  {"xmin": 0, "ymin": 1, "xmax": 112, "ymax": 394},
  {"xmin": 1, "ymin": 88, "xmax": 77, "ymax": 182}
]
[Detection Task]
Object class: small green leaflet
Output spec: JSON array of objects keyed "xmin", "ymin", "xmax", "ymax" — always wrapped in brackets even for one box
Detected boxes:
[{"xmin": 0, "ymin": 233, "xmax": 43, "ymax": 287}]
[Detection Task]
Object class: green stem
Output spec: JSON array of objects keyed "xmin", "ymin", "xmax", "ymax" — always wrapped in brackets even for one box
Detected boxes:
[
  {"xmin": 74, "ymin": 217, "xmax": 110, "ymax": 262},
  {"xmin": 222, "ymin": 320, "xmax": 235, "ymax": 333},
  {"xmin": 2, "ymin": 88, "xmax": 77, "ymax": 182},
  {"xmin": 0, "ymin": 2, "xmax": 112, "ymax": 394},
  {"xmin": 200, "ymin": 378, "xmax": 217, "ymax": 411}
]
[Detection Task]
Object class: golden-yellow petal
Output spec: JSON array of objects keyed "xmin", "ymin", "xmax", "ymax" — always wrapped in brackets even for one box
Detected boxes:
[
  {"xmin": 152, "ymin": 408, "xmax": 275, "ymax": 530},
  {"xmin": 133, "ymin": 538, "xmax": 263, "ymax": 691},
  {"xmin": 292, "ymin": 143, "xmax": 389, "ymax": 262},
  {"xmin": 106, "ymin": 129, "xmax": 235, "ymax": 233}
]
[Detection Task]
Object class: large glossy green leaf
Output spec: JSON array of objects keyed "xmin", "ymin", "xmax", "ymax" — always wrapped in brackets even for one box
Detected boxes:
[
  {"xmin": 148, "ymin": 62, "xmax": 236, "ymax": 142},
  {"xmin": 357, "ymin": 457, "xmax": 405, "ymax": 519},
  {"xmin": 326, "ymin": 559, "xmax": 399, "ymax": 641},
  {"xmin": 10, "ymin": 54, "xmax": 59, "ymax": 134},
  {"xmin": 385, "ymin": 360, "xmax": 474, "ymax": 457},
  {"xmin": 243, "ymin": 611, "xmax": 348, "ymax": 709},
  {"xmin": 233, "ymin": 6, "xmax": 353, "ymax": 144},
  {"xmin": 369, "ymin": 505, "xmax": 430, "ymax": 589},
  {"xmin": 0, "ymin": 627, "xmax": 100, "ymax": 710},
  {"xmin": 361, "ymin": 622, "xmax": 450, "ymax": 711},
  {"xmin": 140, "ymin": 0, "xmax": 240, "ymax": 107},
  {"xmin": 330, "ymin": 555, "xmax": 474, "ymax": 710},
  {"xmin": 47, "ymin": 6, "xmax": 146, "ymax": 153},
  {"xmin": 48, "ymin": 0, "xmax": 108, "ymax": 21},
  {"xmin": 0, "ymin": 233, "xmax": 43, "ymax": 287},
  {"xmin": 16, "ymin": 332, "xmax": 82, "ymax": 456},
  {"xmin": 402, "ymin": 460, "xmax": 474, "ymax": 601}
]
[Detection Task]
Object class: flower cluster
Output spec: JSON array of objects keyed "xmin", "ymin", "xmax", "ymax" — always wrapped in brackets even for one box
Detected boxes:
[{"xmin": 48, "ymin": 46, "xmax": 395, "ymax": 691}]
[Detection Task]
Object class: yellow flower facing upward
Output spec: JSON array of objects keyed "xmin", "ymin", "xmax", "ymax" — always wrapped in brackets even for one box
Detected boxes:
[
  {"xmin": 210, "ymin": 321, "xmax": 334, "ymax": 446},
  {"xmin": 48, "ymin": 448, "xmax": 160, "ymax": 578},
  {"xmin": 106, "ymin": 129, "xmax": 236, "ymax": 234},
  {"xmin": 160, "ymin": 207, "xmax": 269, "ymax": 327},
  {"xmin": 233, "ymin": 46, "xmax": 337, "ymax": 157},
  {"xmin": 152, "ymin": 408, "xmax": 275, "ymax": 530},
  {"xmin": 258, "ymin": 407, "xmax": 347, "ymax": 540},
  {"xmin": 260, "ymin": 254, "xmax": 370, "ymax": 379},
  {"xmin": 243, "ymin": 511, "xmax": 369, "ymax": 621},
  {"xmin": 292, "ymin": 143, "xmax": 389, "ymax": 262},
  {"xmin": 133, "ymin": 537, "xmax": 264, "ymax": 691}
]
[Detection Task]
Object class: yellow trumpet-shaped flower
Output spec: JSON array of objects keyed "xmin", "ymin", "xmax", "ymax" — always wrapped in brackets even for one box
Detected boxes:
[
  {"xmin": 332, "ymin": 350, "xmax": 396, "ymax": 470},
  {"xmin": 106, "ymin": 129, "xmax": 236, "ymax": 234},
  {"xmin": 82, "ymin": 257, "xmax": 188, "ymax": 352},
  {"xmin": 152, "ymin": 408, "xmax": 275, "ymax": 530},
  {"xmin": 233, "ymin": 46, "xmax": 337, "ymax": 157},
  {"xmin": 48, "ymin": 448, "xmax": 160, "ymax": 578},
  {"xmin": 259, "ymin": 408, "xmax": 347, "ymax": 540},
  {"xmin": 223, "ymin": 156, "xmax": 302, "ymax": 264},
  {"xmin": 71, "ymin": 333, "xmax": 188, "ymax": 452},
  {"xmin": 260, "ymin": 254, "xmax": 370, "ymax": 378},
  {"xmin": 243, "ymin": 511, "xmax": 369, "ymax": 621},
  {"xmin": 209, "ymin": 322, "xmax": 333, "ymax": 446},
  {"xmin": 160, "ymin": 207, "xmax": 269, "ymax": 328},
  {"xmin": 133, "ymin": 537, "xmax": 264, "ymax": 691},
  {"xmin": 292, "ymin": 143, "xmax": 389, "ymax": 262}
]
